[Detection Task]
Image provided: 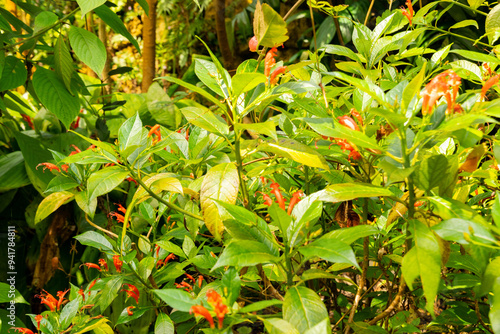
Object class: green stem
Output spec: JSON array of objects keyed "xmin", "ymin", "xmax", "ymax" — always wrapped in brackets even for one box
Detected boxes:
[
  {"xmin": 234, "ymin": 132, "xmax": 250, "ymax": 208},
  {"xmin": 426, "ymin": 25, "xmax": 492, "ymax": 48},
  {"xmin": 285, "ymin": 246, "xmax": 294, "ymax": 286},
  {"xmin": 438, "ymin": 0, "xmax": 488, "ymax": 16}
]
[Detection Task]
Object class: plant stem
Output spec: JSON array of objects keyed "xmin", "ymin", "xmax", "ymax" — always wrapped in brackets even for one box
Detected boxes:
[
  {"xmin": 438, "ymin": 0, "xmax": 488, "ymax": 16},
  {"xmin": 285, "ymin": 246, "xmax": 294, "ymax": 286},
  {"xmin": 364, "ymin": 0, "xmax": 375, "ymax": 26},
  {"xmin": 235, "ymin": 132, "xmax": 251, "ymax": 208},
  {"xmin": 426, "ymin": 25, "xmax": 492, "ymax": 48}
]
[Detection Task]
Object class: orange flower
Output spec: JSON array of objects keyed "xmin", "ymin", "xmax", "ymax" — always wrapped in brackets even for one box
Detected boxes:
[
  {"xmin": 287, "ymin": 190, "xmax": 303, "ymax": 215},
  {"xmin": 190, "ymin": 305, "xmax": 215, "ymax": 328},
  {"xmin": 198, "ymin": 275, "xmax": 204, "ymax": 288},
  {"xmin": 257, "ymin": 191, "xmax": 273, "ymax": 206},
  {"xmin": 126, "ymin": 177, "xmax": 138, "ymax": 185},
  {"xmin": 186, "ymin": 273, "xmax": 196, "ymax": 283},
  {"xmin": 401, "ymin": 0, "xmax": 413, "ymax": 25},
  {"xmin": 264, "ymin": 47, "xmax": 278, "ymax": 77},
  {"xmin": 127, "ymin": 306, "xmax": 135, "ymax": 316},
  {"xmin": 338, "ymin": 115, "xmax": 359, "ymax": 131},
  {"xmin": 421, "ymin": 70, "xmax": 461, "ymax": 115},
  {"xmin": 122, "ymin": 283, "xmax": 139, "ymax": 303},
  {"xmin": 56, "ymin": 289, "xmax": 69, "ymax": 310},
  {"xmin": 10, "ymin": 328, "xmax": 34, "ymax": 334},
  {"xmin": 148, "ymin": 124, "xmax": 161, "ymax": 144},
  {"xmin": 350, "ymin": 108, "xmax": 363, "ymax": 127},
  {"xmin": 98, "ymin": 258, "xmax": 108, "ymax": 271},
  {"xmin": 115, "ymin": 203, "xmax": 127, "ymax": 214},
  {"xmin": 113, "ymin": 255, "xmax": 123, "ymax": 273},
  {"xmin": 81, "ymin": 263, "xmax": 101, "ymax": 271},
  {"xmin": 21, "ymin": 114, "xmax": 34, "ymax": 129},
  {"xmin": 336, "ymin": 140, "xmax": 361, "ymax": 160},
  {"xmin": 35, "ymin": 314, "xmax": 43, "ymax": 330},
  {"xmin": 88, "ymin": 279, "xmax": 98, "ymax": 295},
  {"xmin": 36, "ymin": 163, "xmax": 60, "ymax": 173},
  {"xmin": 481, "ymin": 74, "xmax": 500, "ymax": 100},
  {"xmin": 206, "ymin": 290, "xmax": 228, "ymax": 329},
  {"xmin": 37, "ymin": 290, "xmax": 58, "ymax": 312},
  {"xmin": 78, "ymin": 289, "xmax": 85, "ymax": 302},
  {"xmin": 69, "ymin": 144, "xmax": 81, "ymax": 156},
  {"xmin": 270, "ymin": 182, "xmax": 286, "ymax": 210},
  {"xmin": 109, "ymin": 212, "xmax": 125, "ymax": 224},
  {"xmin": 61, "ymin": 164, "xmax": 69, "ymax": 172},
  {"xmin": 249, "ymin": 36, "xmax": 258, "ymax": 52},
  {"xmin": 270, "ymin": 66, "xmax": 287, "ymax": 85}
]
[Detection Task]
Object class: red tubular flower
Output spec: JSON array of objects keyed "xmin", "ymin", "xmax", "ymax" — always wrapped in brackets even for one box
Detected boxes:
[
  {"xmin": 109, "ymin": 212, "xmax": 125, "ymax": 224},
  {"xmin": 148, "ymin": 124, "xmax": 162, "ymax": 144},
  {"xmin": 270, "ymin": 66, "xmax": 287, "ymax": 85},
  {"xmin": 198, "ymin": 275, "xmax": 204, "ymax": 288},
  {"xmin": 88, "ymin": 279, "xmax": 98, "ymax": 295},
  {"xmin": 56, "ymin": 289, "xmax": 69, "ymax": 310},
  {"xmin": 71, "ymin": 116, "xmax": 81, "ymax": 130},
  {"xmin": 206, "ymin": 290, "xmax": 228, "ymax": 329},
  {"xmin": 126, "ymin": 177, "xmax": 138, "ymax": 185},
  {"xmin": 186, "ymin": 273, "xmax": 196, "ymax": 283},
  {"xmin": 36, "ymin": 163, "xmax": 60, "ymax": 173},
  {"xmin": 113, "ymin": 255, "xmax": 123, "ymax": 273},
  {"xmin": 21, "ymin": 114, "xmax": 34, "ymax": 130},
  {"xmin": 270, "ymin": 182, "xmax": 286, "ymax": 210},
  {"xmin": 214, "ymin": 302, "xmax": 228, "ymax": 329},
  {"xmin": 481, "ymin": 74, "xmax": 500, "ymax": 100},
  {"xmin": 11, "ymin": 328, "xmax": 34, "ymax": 334},
  {"xmin": 338, "ymin": 115, "xmax": 360, "ymax": 131},
  {"xmin": 249, "ymin": 36, "xmax": 258, "ymax": 52},
  {"xmin": 256, "ymin": 191, "xmax": 273, "ymax": 206},
  {"xmin": 82, "ymin": 263, "xmax": 101, "ymax": 271},
  {"xmin": 287, "ymin": 190, "xmax": 304, "ymax": 215},
  {"xmin": 70, "ymin": 144, "xmax": 81, "ymax": 155},
  {"xmin": 165, "ymin": 253, "xmax": 176, "ymax": 263},
  {"xmin": 115, "ymin": 203, "xmax": 127, "ymax": 214},
  {"xmin": 336, "ymin": 140, "xmax": 362, "ymax": 161},
  {"xmin": 401, "ymin": 0, "xmax": 413, "ymax": 25},
  {"xmin": 98, "ymin": 258, "xmax": 108, "ymax": 271},
  {"xmin": 35, "ymin": 314, "xmax": 43, "ymax": 330},
  {"xmin": 350, "ymin": 108, "xmax": 363, "ymax": 127},
  {"xmin": 264, "ymin": 47, "xmax": 278, "ymax": 77},
  {"xmin": 61, "ymin": 164, "xmax": 69, "ymax": 172},
  {"xmin": 206, "ymin": 289, "xmax": 222, "ymax": 305},
  {"xmin": 421, "ymin": 70, "xmax": 461, "ymax": 115},
  {"xmin": 37, "ymin": 290, "xmax": 58, "ymax": 312},
  {"xmin": 190, "ymin": 305, "xmax": 215, "ymax": 329},
  {"xmin": 127, "ymin": 306, "xmax": 135, "ymax": 316},
  {"xmin": 78, "ymin": 289, "xmax": 85, "ymax": 302},
  {"xmin": 122, "ymin": 284, "xmax": 140, "ymax": 304}
]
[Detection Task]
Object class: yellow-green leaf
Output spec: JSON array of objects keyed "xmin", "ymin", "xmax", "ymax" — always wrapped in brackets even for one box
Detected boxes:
[
  {"xmin": 486, "ymin": 4, "xmax": 500, "ymax": 45},
  {"xmin": 181, "ymin": 106, "xmax": 229, "ymax": 136},
  {"xmin": 35, "ymin": 191, "xmax": 74, "ymax": 224},
  {"xmin": 200, "ymin": 163, "xmax": 239, "ymax": 240},
  {"xmin": 132, "ymin": 173, "xmax": 183, "ymax": 204},
  {"xmin": 235, "ymin": 121, "xmax": 277, "ymax": 141},
  {"xmin": 254, "ymin": 1, "xmax": 289, "ymax": 48}
]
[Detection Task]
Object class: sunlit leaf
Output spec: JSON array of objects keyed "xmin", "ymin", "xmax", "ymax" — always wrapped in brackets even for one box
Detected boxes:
[{"xmin": 254, "ymin": 2, "xmax": 289, "ymax": 47}]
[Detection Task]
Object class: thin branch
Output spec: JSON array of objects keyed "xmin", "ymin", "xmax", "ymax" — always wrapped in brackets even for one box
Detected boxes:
[{"xmin": 85, "ymin": 214, "xmax": 118, "ymax": 238}]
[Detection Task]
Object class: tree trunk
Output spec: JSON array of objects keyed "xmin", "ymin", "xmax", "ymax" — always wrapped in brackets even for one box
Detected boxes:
[
  {"xmin": 215, "ymin": 0, "xmax": 234, "ymax": 70},
  {"xmin": 141, "ymin": 0, "xmax": 158, "ymax": 93}
]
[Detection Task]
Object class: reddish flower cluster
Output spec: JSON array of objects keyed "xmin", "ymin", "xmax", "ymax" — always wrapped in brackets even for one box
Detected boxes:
[
  {"xmin": 401, "ymin": 0, "xmax": 414, "ymax": 26},
  {"xmin": 122, "ymin": 283, "xmax": 140, "ymax": 304},
  {"xmin": 21, "ymin": 114, "xmax": 34, "ymax": 130},
  {"xmin": 481, "ymin": 74, "xmax": 500, "ymax": 101},
  {"xmin": 127, "ymin": 306, "xmax": 135, "ymax": 316},
  {"xmin": 99, "ymin": 258, "xmax": 108, "ymax": 271},
  {"xmin": 156, "ymin": 253, "xmax": 176, "ymax": 268},
  {"xmin": 36, "ymin": 162, "xmax": 60, "ymax": 173},
  {"xmin": 36, "ymin": 289, "xmax": 69, "ymax": 312},
  {"xmin": 11, "ymin": 328, "xmax": 34, "ymax": 334},
  {"xmin": 148, "ymin": 124, "xmax": 162, "ymax": 144},
  {"xmin": 421, "ymin": 70, "xmax": 461, "ymax": 115},
  {"xmin": 257, "ymin": 181, "xmax": 304, "ymax": 215},
  {"xmin": 336, "ymin": 114, "xmax": 362, "ymax": 160},
  {"xmin": 113, "ymin": 255, "xmax": 123, "ymax": 273},
  {"xmin": 264, "ymin": 47, "xmax": 287, "ymax": 85},
  {"xmin": 190, "ymin": 289, "xmax": 228, "ymax": 329},
  {"xmin": 109, "ymin": 203, "xmax": 127, "ymax": 224}
]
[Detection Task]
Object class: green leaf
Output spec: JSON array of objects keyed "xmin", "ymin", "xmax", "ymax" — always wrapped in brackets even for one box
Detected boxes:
[
  {"xmin": 69, "ymin": 26, "xmax": 107, "ymax": 76},
  {"xmin": 254, "ymin": 1, "xmax": 289, "ymax": 47},
  {"xmin": 200, "ymin": 163, "xmax": 239, "ymax": 240},
  {"xmin": 32, "ymin": 67, "xmax": 80, "ymax": 128},
  {"xmin": 87, "ymin": 166, "xmax": 129, "ymax": 201},
  {"xmin": 118, "ymin": 112, "xmax": 143, "ymax": 151},
  {"xmin": 492, "ymin": 196, "xmax": 500, "ymax": 228},
  {"xmin": 449, "ymin": 49, "xmax": 500, "ymax": 64},
  {"xmin": 75, "ymin": 231, "xmax": 115, "ymax": 253},
  {"xmin": 116, "ymin": 307, "xmax": 148, "ymax": 325},
  {"xmin": 195, "ymin": 58, "xmax": 226, "ymax": 97},
  {"xmin": 0, "ymin": 56, "xmax": 27, "ymax": 91},
  {"xmin": 479, "ymin": 256, "xmax": 500, "ymax": 297},
  {"xmin": 467, "ymin": 0, "xmax": 485, "ymax": 9},
  {"xmin": 33, "ymin": 11, "xmax": 58, "ymax": 34},
  {"xmin": 283, "ymin": 286, "xmax": 329, "ymax": 333},
  {"xmin": 402, "ymin": 220, "xmax": 441, "ymax": 316},
  {"xmin": 318, "ymin": 183, "xmax": 394, "ymax": 202},
  {"xmin": 235, "ymin": 121, "xmax": 277, "ymax": 141},
  {"xmin": 257, "ymin": 138, "xmax": 330, "ymax": 170},
  {"xmin": 155, "ymin": 313, "xmax": 175, "ymax": 334},
  {"xmin": 414, "ymin": 154, "xmax": 448, "ymax": 192},
  {"xmin": 136, "ymin": 0, "xmax": 149, "ymax": 15},
  {"xmin": 449, "ymin": 19, "xmax": 479, "ymax": 30},
  {"xmin": 181, "ymin": 106, "xmax": 229, "ymax": 136},
  {"xmin": 98, "ymin": 276, "xmax": 123, "ymax": 312},
  {"xmin": 269, "ymin": 203, "xmax": 293, "ymax": 242},
  {"xmin": 299, "ymin": 239, "xmax": 359, "ymax": 269},
  {"xmin": 490, "ymin": 280, "xmax": 500, "ymax": 333},
  {"xmin": 74, "ymin": 190, "xmax": 98, "ymax": 219},
  {"xmin": 288, "ymin": 201, "xmax": 323, "ymax": 247},
  {"xmin": 314, "ymin": 119, "xmax": 383, "ymax": 151},
  {"xmin": 222, "ymin": 267, "xmax": 241, "ymax": 306},
  {"xmin": 231, "ymin": 73, "xmax": 267, "ymax": 98},
  {"xmin": 54, "ymin": 35, "xmax": 75, "ymax": 93},
  {"xmin": 321, "ymin": 225, "xmax": 379, "ymax": 245},
  {"xmin": 402, "ymin": 62, "xmax": 426, "ymax": 111},
  {"xmin": 212, "ymin": 240, "xmax": 279, "ymax": 270},
  {"xmin": 486, "ymin": 3, "xmax": 500, "ymax": 44},
  {"xmin": 76, "ymin": 0, "xmax": 106, "ymax": 17},
  {"xmin": 0, "ymin": 151, "xmax": 30, "ymax": 191},
  {"xmin": 153, "ymin": 289, "xmax": 197, "ymax": 312},
  {"xmin": 94, "ymin": 5, "xmax": 140, "ymax": 52},
  {"xmin": 433, "ymin": 218, "xmax": 496, "ymax": 245},
  {"xmin": 0, "ymin": 283, "xmax": 29, "ymax": 304},
  {"xmin": 35, "ymin": 191, "xmax": 74, "ymax": 224},
  {"xmin": 133, "ymin": 173, "xmax": 183, "ymax": 204},
  {"xmin": 196, "ymin": 37, "xmax": 232, "ymax": 98},
  {"xmin": 60, "ymin": 298, "xmax": 80, "ymax": 329},
  {"xmin": 263, "ymin": 318, "xmax": 300, "ymax": 334},
  {"xmin": 428, "ymin": 196, "xmax": 486, "ymax": 224},
  {"xmin": 321, "ymin": 44, "xmax": 362, "ymax": 63},
  {"xmin": 147, "ymin": 82, "xmax": 181, "ymax": 129},
  {"xmin": 156, "ymin": 239, "xmax": 185, "ymax": 258},
  {"xmin": 240, "ymin": 300, "xmax": 283, "ymax": 313}
]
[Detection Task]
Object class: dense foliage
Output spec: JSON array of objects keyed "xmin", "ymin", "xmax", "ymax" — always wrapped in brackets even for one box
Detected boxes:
[{"xmin": 1, "ymin": 0, "xmax": 500, "ymax": 333}]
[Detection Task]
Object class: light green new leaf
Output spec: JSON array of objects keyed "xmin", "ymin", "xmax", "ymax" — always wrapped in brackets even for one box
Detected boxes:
[
  {"xmin": 486, "ymin": 3, "xmax": 500, "ymax": 44},
  {"xmin": 318, "ymin": 183, "xmax": 393, "ymax": 203},
  {"xmin": 320, "ymin": 44, "xmax": 362, "ymax": 63},
  {"xmin": 0, "ymin": 283, "xmax": 29, "ymax": 304},
  {"xmin": 118, "ymin": 113, "xmax": 143, "ymax": 152},
  {"xmin": 74, "ymin": 231, "xmax": 115, "ymax": 253},
  {"xmin": 231, "ymin": 73, "xmax": 267, "ymax": 98},
  {"xmin": 263, "ymin": 319, "xmax": 300, "ymax": 334},
  {"xmin": 153, "ymin": 289, "xmax": 197, "ymax": 312},
  {"xmin": 181, "ymin": 106, "xmax": 229, "ymax": 137},
  {"xmin": 200, "ymin": 163, "xmax": 239, "ymax": 240},
  {"xmin": 74, "ymin": 190, "xmax": 97, "ymax": 219},
  {"xmin": 195, "ymin": 58, "xmax": 226, "ymax": 97},
  {"xmin": 240, "ymin": 300, "xmax": 283, "ymax": 313},
  {"xmin": 299, "ymin": 239, "xmax": 360, "ymax": 270},
  {"xmin": 449, "ymin": 19, "xmax": 479, "ymax": 30},
  {"xmin": 136, "ymin": 0, "xmax": 149, "ymax": 15},
  {"xmin": 69, "ymin": 26, "xmax": 107, "ymax": 76},
  {"xmin": 32, "ymin": 67, "xmax": 80, "ymax": 128},
  {"xmin": 257, "ymin": 138, "xmax": 329, "ymax": 170},
  {"xmin": 490, "ymin": 280, "xmax": 500, "ymax": 333},
  {"xmin": 76, "ymin": 0, "xmax": 106, "ymax": 17},
  {"xmin": 87, "ymin": 166, "xmax": 129, "ymax": 201},
  {"xmin": 0, "ymin": 151, "xmax": 30, "ymax": 192},
  {"xmin": 321, "ymin": 225, "xmax": 379, "ymax": 245},
  {"xmin": 212, "ymin": 240, "xmax": 279, "ymax": 270},
  {"xmin": 54, "ymin": 35, "xmax": 74, "ymax": 93},
  {"xmin": 73, "ymin": 319, "xmax": 111, "ymax": 334},
  {"xmin": 467, "ymin": 0, "xmax": 485, "ymax": 9},
  {"xmin": 402, "ymin": 62, "xmax": 426, "ymax": 111},
  {"xmin": 94, "ymin": 5, "xmax": 140, "ymax": 52},
  {"xmin": 492, "ymin": 196, "xmax": 500, "ymax": 228},
  {"xmin": 35, "ymin": 191, "xmax": 74, "ymax": 224},
  {"xmin": 132, "ymin": 173, "xmax": 183, "ymax": 204},
  {"xmin": 450, "ymin": 49, "xmax": 500, "ymax": 64},
  {"xmin": 478, "ymin": 256, "xmax": 500, "ymax": 297},
  {"xmin": 428, "ymin": 196, "xmax": 486, "ymax": 224},
  {"xmin": 283, "ymin": 286, "xmax": 329, "ymax": 334},
  {"xmin": 235, "ymin": 121, "xmax": 277, "ymax": 141},
  {"xmin": 155, "ymin": 313, "xmax": 175, "ymax": 334},
  {"xmin": 254, "ymin": 1, "xmax": 289, "ymax": 47},
  {"xmin": 402, "ymin": 220, "xmax": 441, "ymax": 316}
]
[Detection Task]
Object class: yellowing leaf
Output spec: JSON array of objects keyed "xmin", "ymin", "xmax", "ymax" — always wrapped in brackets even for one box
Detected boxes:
[
  {"xmin": 486, "ymin": 3, "xmax": 500, "ymax": 44},
  {"xmin": 459, "ymin": 144, "xmax": 486, "ymax": 173},
  {"xmin": 200, "ymin": 163, "xmax": 239, "ymax": 240},
  {"xmin": 254, "ymin": 1, "xmax": 289, "ymax": 48},
  {"xmin": 35, "ymin": 191, "xmax": 74, "ymax": 224},
  {"xmin": 132, "ymin": 173, "xmax": 183, "ymax": 204}
]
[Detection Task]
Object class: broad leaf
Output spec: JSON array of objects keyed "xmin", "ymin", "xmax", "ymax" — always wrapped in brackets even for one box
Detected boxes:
[
  {"xmin": 200, "ymin": 163, "xmax": 239, "ymax": 240},
  {"xmin": 155, "ymin": 313, "xmax": 175, "ymax": 334},
  {"xmin": 491, "ymin": 280, "xmax": 500, "ymax": 333},
  {"xmin": 257, "ymin": 138, "xmax": 329, "ymax": 170},
  {"xmin": 263, "ymin": 319, "xmax": 300, "ymax": 334},
  {"xmin": 94, "ymin": 4, "xmax": 140, "ymax": 52},
  {"xmin": 235, "ymin": 121, "xmax": 277, "ymax": 141},
  {"xmin": 97, "ymin": 276, "xmax": 123, "ymax": 312},
  {"xmin": 479, "ymin": 256, "xmax": 500, "ymax": 297},
  {"xmin": 87, "ymin": 166, "xmax": 129, "ymax": 201},
  {"xmin": 486, "ymin": 3, "xmax": 500, "ymax": 44},
  {"xmin": 32, "ymin": 67, "xmax": 80, "ymax": 128},
  {"xmin": 449, "ymin": 49, "xmax": 500, "ymax": 64},
  {"xmin": 132, "ymin": 173, "xmax": 183, "ymax": 203},
  {"xmin": 318, "ymin": 183, "xmax": 394, "ymax": 202},
  {"xmin": 414, "ymin": 154, "xmax": 448, "ymax": 192},
  {"xmin": 181, "ymin": 106, "xmax": 229, "ymax": 136},
  {"xmin": 74, "ymin": 231, "xmax": 115, "ymax": 253},
  {"xmin": 35, "ymin": 191, "xmax": 74, "ymax": 224},
  {"xmin": 0, "ymin": 151, "xmax": 30, "ymax": 192},
  {"xmin": 54, "ymin": 35, "xmax": 74, "ymax": 92},
  {"xmin": 299, "ymin": 239, "xmax": 359, "ymax": 269},
  {"xmin": 69, "ymin": 26, "xmax": 107, "ymax": 76},
  {"xmin": 212, "ymin": 240, "xmax": 279, "ymax": 269},
  {"xmin": 240, "ymin": 300, "xmax": 283, "ymax": 313},
  {"xmin": 283, "ymin": 286, "xmax": 329, "ymax": 333},
  {"xmin": 76, "ymin": 0, "xmax": 106, "ymax": 17},
  {"xmin": 321, "ymin": 225, "xmax": 379, "ymax": 245},
  {"xmin": 118, "ymin": 112, "xmax": 143, "ymax": 151},
  {"xmin": 402, "ymin": 220, "xmax": 441, "ymax": 316},
  {"xmin": 195, "ymin": 58, "xmax": 226, "ymax": 97},
  {"xmin": 74, "ymin": 191, "xmax": 98, "ymax": 219},
  {"xmin": 116, "ymin": 307, "xmax": 148, "ymax": 325},
  {"xmin": 60, "ymin": 299, "xmax": 80, "ymax": 329},
  {"xmin": 0, "ymin": 56, "xmax": 27, "ymax": 91},
  {"xmin": 33, "ymin": 11, "xmax": 58, "ymax": 34},
  {"xmin": 231, "ymin": 73, "xmax": 267, "ymax": 98},
  {"xmin": 253, "ymin": 2, "xmax": 289, "ymax": 47},
  {"xmin": 153, "ymin": 289, "xmax": 197, "ymax": 312},
  {"xmin": 402, "ymin": 62, "xmax": 426, "ymax": 111}
]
